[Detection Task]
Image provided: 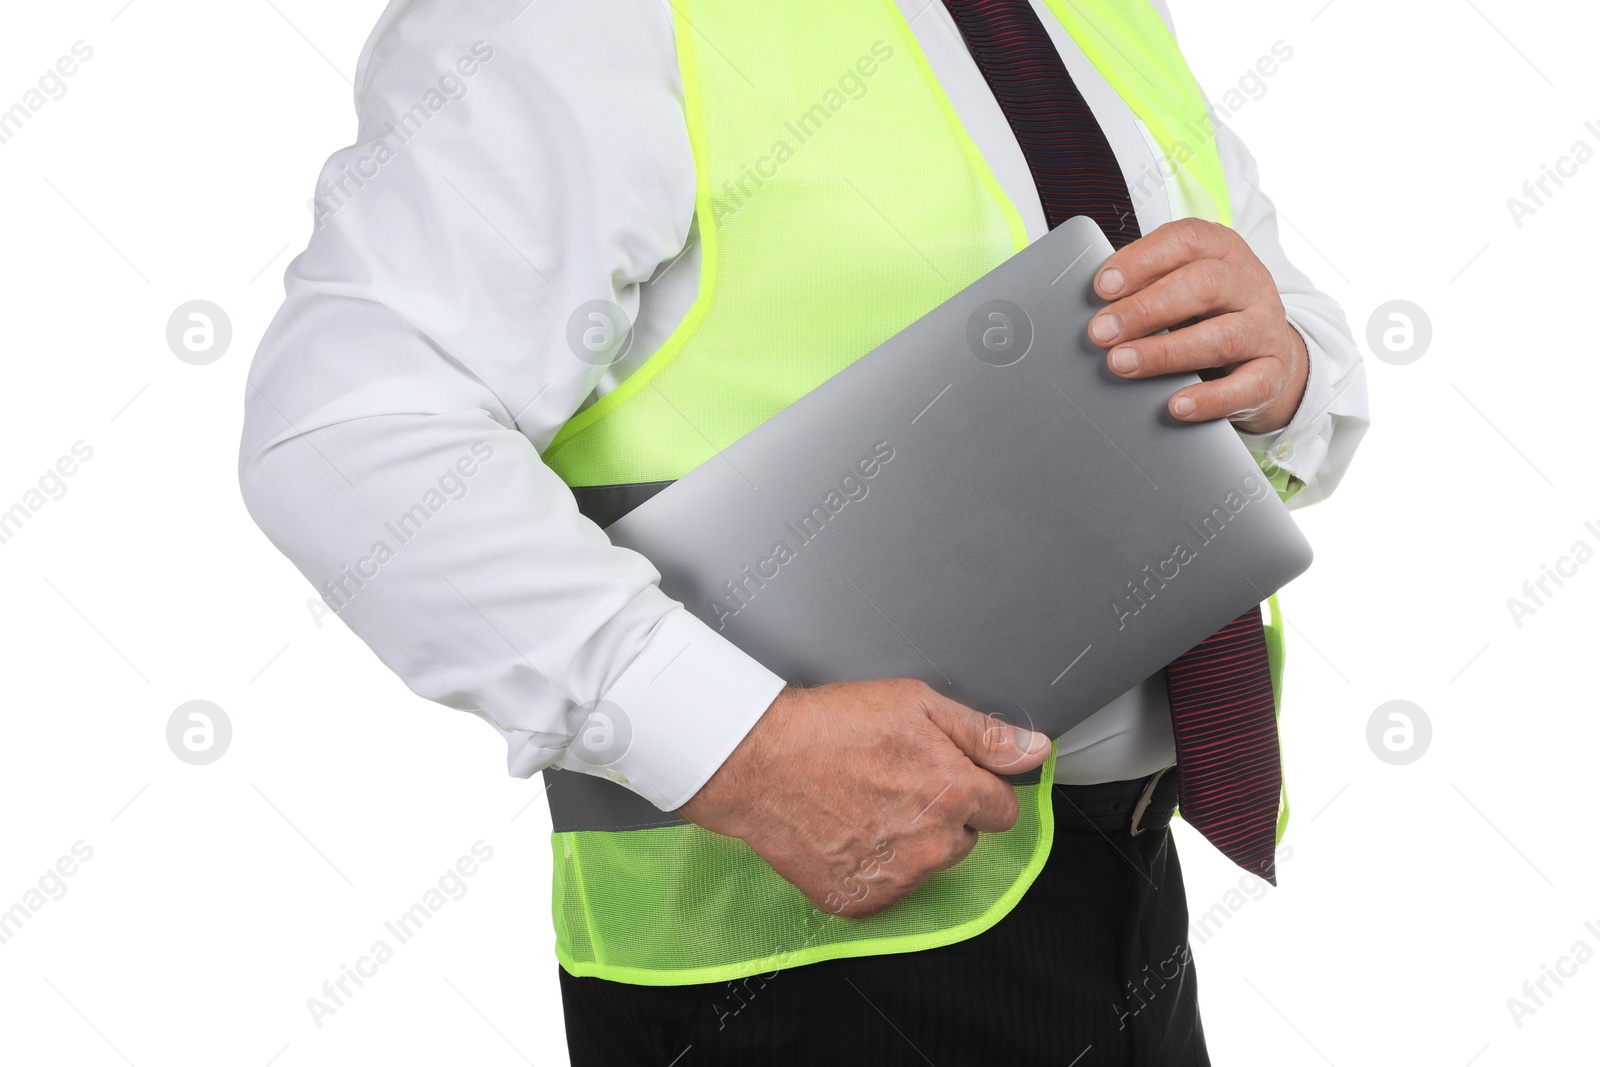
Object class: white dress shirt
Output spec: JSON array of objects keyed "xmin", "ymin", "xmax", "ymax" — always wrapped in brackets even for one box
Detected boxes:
[{"xmin": 240, "ymin": 0, "xmax": 1370, "ymax": 812}]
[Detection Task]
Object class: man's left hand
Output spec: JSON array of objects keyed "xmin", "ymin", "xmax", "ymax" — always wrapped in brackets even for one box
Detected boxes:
[{"xmin": 1087, "ymin": 218, "xmax": 1308, "ymax": 435}]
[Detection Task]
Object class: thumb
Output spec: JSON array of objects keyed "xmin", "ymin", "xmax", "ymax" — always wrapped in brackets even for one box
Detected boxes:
[{"xmin": 923, "ymin": 694, "xmax": 1051, "ymax": 775}]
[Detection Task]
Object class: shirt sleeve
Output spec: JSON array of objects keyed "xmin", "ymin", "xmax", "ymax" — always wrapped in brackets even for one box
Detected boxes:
[
  {"xmin": 238, "ymin": 0, "xmax": 784, "ymax": 812},
  {"xmin": 1149, "ymin": 0, "xmax": 1370, "ymax": 508},
  {"xmin": 1217, "ymin": 118, "xmax": 1372, "ymax": 508}
]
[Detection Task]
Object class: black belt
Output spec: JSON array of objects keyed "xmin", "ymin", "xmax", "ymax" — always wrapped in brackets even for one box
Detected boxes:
[{"xmin": 1052, "ymin": 766, "xmax": 1181, "ymax": 837}]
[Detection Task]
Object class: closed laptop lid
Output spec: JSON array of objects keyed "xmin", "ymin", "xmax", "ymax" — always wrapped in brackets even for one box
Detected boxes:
[{"xmin": 605, "ymin": 214, "xmax": 1311, "ymax": 745}]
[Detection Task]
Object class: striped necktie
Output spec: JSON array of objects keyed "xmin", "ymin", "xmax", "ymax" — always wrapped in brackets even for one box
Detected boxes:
[{"xmin": 941, "ymin": 0, "xmax": 1283, "ymax": 883}]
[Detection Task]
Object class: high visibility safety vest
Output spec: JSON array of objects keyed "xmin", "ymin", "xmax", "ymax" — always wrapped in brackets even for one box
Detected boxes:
[{"xmin": 539, "ymin": 0, "xmax": 1294, "ymax": 987}]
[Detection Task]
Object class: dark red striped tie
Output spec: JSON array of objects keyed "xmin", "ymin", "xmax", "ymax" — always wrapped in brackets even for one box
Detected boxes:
[{"xmin": 941, "ymin": 0, "xmax": 1283, "ymax": 883}]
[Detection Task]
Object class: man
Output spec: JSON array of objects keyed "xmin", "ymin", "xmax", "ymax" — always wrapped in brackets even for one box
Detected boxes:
[{"xmin": 241, "ymin": 0, "xmax": 1368, "ymax": 1062}]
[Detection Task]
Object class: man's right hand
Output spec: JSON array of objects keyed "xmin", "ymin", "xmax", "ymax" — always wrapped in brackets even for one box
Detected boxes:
[{"xmin": 678, "ymin": 679, "xmax": 1051, "ymax": 919}]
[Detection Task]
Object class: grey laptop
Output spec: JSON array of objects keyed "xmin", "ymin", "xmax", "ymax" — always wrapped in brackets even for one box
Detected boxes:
[{"xmin": 547, "ymin": 215, "xmax": 1311, "ymax": 830}]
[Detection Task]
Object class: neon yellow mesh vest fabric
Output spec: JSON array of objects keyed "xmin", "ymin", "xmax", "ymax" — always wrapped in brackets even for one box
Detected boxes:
[{"xmin": 541, "ymin": 0, "xmax": 1281, "ymax": 986}]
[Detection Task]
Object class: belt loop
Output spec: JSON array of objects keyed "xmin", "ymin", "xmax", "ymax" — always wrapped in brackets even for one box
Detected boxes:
[{"xmin": 1129, "ymin": 766, "xmax": 1172, "ymax": 837}]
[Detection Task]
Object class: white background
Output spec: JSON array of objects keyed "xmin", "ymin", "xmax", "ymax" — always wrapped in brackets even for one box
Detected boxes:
[{"xmin": 1, "ymin": 1, "xmax": 1595, "ymax": 1064}]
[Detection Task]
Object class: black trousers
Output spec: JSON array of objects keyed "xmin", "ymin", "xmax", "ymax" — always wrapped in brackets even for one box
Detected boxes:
[{"xmin": 559, "ymin": 770, "xmax": 1207, "ymax": 1067}]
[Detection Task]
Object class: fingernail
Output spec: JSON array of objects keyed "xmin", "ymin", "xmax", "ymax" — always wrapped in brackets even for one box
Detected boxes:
[
  {"xmin": 1022, "ymin": 730, "xmax": 1049, "ymax": 754},
  {"xmin": 1099, "ymin": 268, "xmax": 1125, "ymax": 295},
  {"xmin": 1110, "ymin": 346, "xmax": 1138, "ymax": 374},
  {"xmin": 1173, "ymin": 396, "xmax": 1197, "ymax": 418},
  {"xmin": 1090, "ymin": 314, "xmax": 1120, "ymax": 343}
]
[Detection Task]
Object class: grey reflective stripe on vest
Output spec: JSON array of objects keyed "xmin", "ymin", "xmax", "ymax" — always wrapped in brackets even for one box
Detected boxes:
[
  {"xmin": 544, "ymin": 767, "xmax": 692, "ymax": 832},
  {"xmin": 546, "ymin": 764, "xmax": 1048, "ymax": 834},
  {"xmin": 569, "ymin": 480, "xmax": 674, "ymax": 529},
  {"xmin": 548, "ymin": 479, "xmax": 692, "ymax": 833}
]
